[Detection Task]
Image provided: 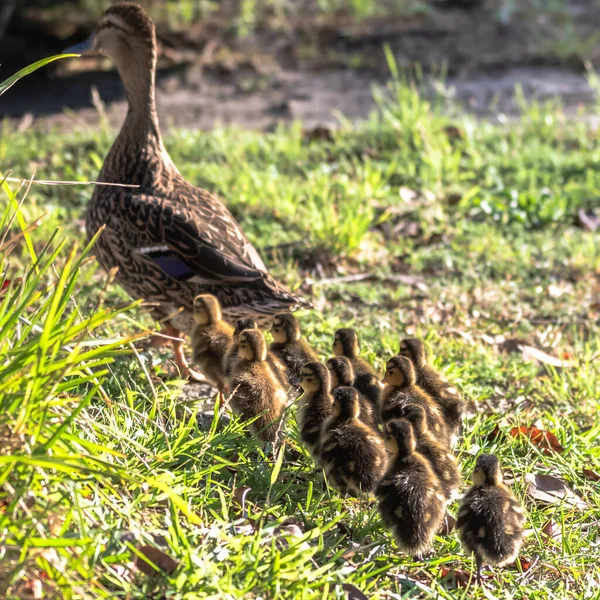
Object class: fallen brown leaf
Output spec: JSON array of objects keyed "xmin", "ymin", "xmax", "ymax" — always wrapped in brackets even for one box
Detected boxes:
[
  {"xmin": 135, "ymin": 545, "xmax": 178, "ymax": 576},
  {"xmin": 233, "ymin": 485, "xmax": 252, "ymax": 518},
  {"xmin": 525, "ymin": 473, "xmax": 587, "ymax": 509},
  {"xmin": 341, "ymin": 583, "xmax": 369, "ymax": 600},
  {"xmin": 582, "ymin": 468, "xmax": 600, "ymax": 482},
  {"xmin": 541, "ymin": 519, "xmax": 562, "ymax": 544},
  {"xmin": 439, "ymin": 567, "xmax": 473, "ymax": 588},
  {"xmin": 509, "ymin": 426, "xmax": 564, "ymax": 455},
  {"xmin": 520, "ymin": 345, "xmax": 575, "ymax": 368},
  {"xmin": 577, "ymin": 208, "xmax": 600, "ymax": 232},
  {"xmin": 439, "ymin": 512, "xmax": 456, "ymax": 535}
]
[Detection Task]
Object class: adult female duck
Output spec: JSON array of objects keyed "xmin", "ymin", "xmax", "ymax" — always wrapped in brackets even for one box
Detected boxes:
[{"xmin": 73, "ymin": 2, "xmax": 308, "ymax": 378}]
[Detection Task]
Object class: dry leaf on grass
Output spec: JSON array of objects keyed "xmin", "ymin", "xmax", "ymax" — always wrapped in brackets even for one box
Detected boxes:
[
  {"xmin": 582, "ymin": 468, "xmax": 600, "ymax": 482},
  {"xmin": 341, "ymin": 583, "xmax": 369, "ymax": 600},
  {"xmin": 541, "ymin": 519, "xmax": 562, "ymax": 544},
  {"xmin": 439, "ymin": 567, "xmax": 473, "ymax": 588},
  {"xmin": 233, "ymin": 485, "xmax": 252, "ymax": 518},
  {"xmin": 509, "ymin": 426, "xmax": 565, "ymax": 455},
  {"xmin": 439, "ymin": 512, "xmax": 456, "ymax": 535},
  {"xmin": 525, "ymin": 474, "xmax": 587, "ymax": 509},
  {"xmin": 577, "ymin": 208, "xmax": 600, "ymax": 232},
  {"xmin": 496, "ymin": 338, "xmax": 575, "ymax": 368},
  {"xmin": 135, "ymin": 545, "xmax": 178, "ymax": 576}
]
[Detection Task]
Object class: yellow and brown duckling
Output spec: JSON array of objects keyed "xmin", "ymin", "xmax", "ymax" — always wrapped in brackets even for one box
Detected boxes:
[
  {"xmin": 297, "ymin": 362, "xmax": 333, "ymax": 463},
  {"xmin": 375, "ymin": 419, "xmax": 446, "ymax": 556},
  {"xmin": 229, "ymin": 329, "xmax": 287, "ymax": 443},
  {"xmin": 320, "ymin": 387, "xmax": 387, "ymax": 496},
  {"xmin": 270, "ymin": 313, "xmax": 319, "ymax": 386},
  {"xmin": 400, "ymin": 404, "xmax": 461, "ymax": 501},
  {"xmin": 326, "ymin": 357, "xmax": 379, "ymax": 431},
  {"xmin": 457, "ymin": 454, "xmax": 525, "ymax": 585},
  {"xmin": 190, "ymin": 294, "xmax": 234, "ymax": 393},
  {"xmin": 333, "ymin": 328, "xmax": 377, "ymax": 379},
  {"xmin": 399, "ymin": 338, "xmax": 464, "ymax": 445},
  {"xmin": 381, "ymin": 356, "xmax": 448, "ymax": 443}
]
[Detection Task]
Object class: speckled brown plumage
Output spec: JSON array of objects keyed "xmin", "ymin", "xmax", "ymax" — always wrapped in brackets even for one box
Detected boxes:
[
  {"xmin": 457, "ymin": 454, "xmax": 525, "ymax": 584},
  {"xmin": 332, "ymin": 328, "xmax": 376, "ymax": 379},
  {"xmin": 399, "ymin": 338, "xmax": 464, "ymax": 445},
  {"xmin": 376, "ymin": 419, "xmax": 445, "ymax": 555},
  {"xmin": 381, "ymin": 356, "xmax": 449, "ymax": 444},
  {"xmin": 86, "ymin": 3, "xmax": 309, "ymax": 343},
  {"xmin": 269, "ymin": 313, "xmax": 319, "ymax": 386},
  {"xmin": 296, "ymin": 362, "xmax": 333, "ymax": 463},
  {"xmin": 320, "ymin": 387, "xmax": 387, "ymax": 496},
  {"xmin": 229, "ymin": 329, "xmax": 287, "ymax": 443}
]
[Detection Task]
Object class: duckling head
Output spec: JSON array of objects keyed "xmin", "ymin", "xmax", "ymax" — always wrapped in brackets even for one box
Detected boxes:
[
  {"xmin": 332, "ymin": 387, "xmax": 361, "ymax": 420},
  {"xmin": 299, "ymin": 362, "xmax": 330, "ymax": 394},
  {"xmin": 326, "ymin": 356, "xmax": 355, "ymax": 390},
  {"xmin": 89, "ymin": 3, "xmax": 156, "ymax": 77},
  {"xmin": 238, "ymin": 329, "xmax": 267, "ymax": 362},
  {"xmin": 472, "ymin": 454, "xmax": 503, "ymax": 486},
  {"xmin": 384, "ymin": 419, "xmax": 416, "ymax": 457},
  {"xmin": 399, "ymin": 338, "xmax": 428, "ymax": 369},
  {"xmin": 234, "ymin": 318, "xmax": 257, "ymax": 342},
  {"xmin": 333, "ymin": 328, "xmax": 359, "ymax": 358},
  {"xmin": 382, "ymin": 356, "xmax": 416, "ymax": 388},
  {"xmin": 271, "ymin": 313, "xmax": 300, "ymax": 344},
  {"xmin": 400, "ymin": 404, "xmax": 428, "ymax": 436},
  {"xmin": 193, "ymin": 294, "xmax": 222, "ymax": 325}
]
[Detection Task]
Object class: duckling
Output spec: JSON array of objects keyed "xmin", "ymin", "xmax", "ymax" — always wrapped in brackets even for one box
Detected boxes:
[
  {"xmin": 400, "ymin": 404, "xmax": 461, "ymax": 501},
  {"xmin": 270, "ymin": 313, "xmax": 319, "ymax": 386},
  {"xmin": 229, "ymin": 329, "xmax": 287, "ymax": 443},
  {"xmin": 320, "ymin": 387, "xmax": 387, "ymax": 496},
  {"xmin": 457, "ymin": 454, "xmax": 525, "ymax": 585},
  {"xmin": 297, "ymin": 362, "xmax": 333, "ymax": 463},
  {"xmin": 399, "ymin": 338, "xmax": 464, "ymax": 445},
  {"xmin": 326, "ymin": 357, "xmax": 378, "ymax": 431},
  {"xmin": 333, "ymin": 328, "xmax": 377, "ymax": 379},
  {"xmin": 74, "ymin": 2, "xmax": 309, "ymax": 379},
  {"xmin": 381, "ymin": 356, "xmax": 448, "ymax": 443},
  {"xmin": 353, "ymin": 372, "xmax": 382, "ymax": 419},
  {"xmin": 375, "ymin": 419, "xmax": 445, "ymax": 555},
  {"xmin": 190, "ymin": 294, "xmax": 234, "ymax": 393}
]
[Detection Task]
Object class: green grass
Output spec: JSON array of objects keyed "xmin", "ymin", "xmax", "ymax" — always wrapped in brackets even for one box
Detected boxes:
[{"xmin": 1, "ymin": 64, "xmax": 599, "ymax": 598}]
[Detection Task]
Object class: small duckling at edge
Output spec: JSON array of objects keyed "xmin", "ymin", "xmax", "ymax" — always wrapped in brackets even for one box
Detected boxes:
[
  {"xmin": 400, "ymin": 404, "xmax": 461, "ymax": 501},
  {"xmin": 190, "ymin": 294, "xmax": 233, "ymax": 394},
  {"xmin": 375, "ymin": 419, "xmax": 445, "ymax": 556},
  {"xmin": 333, "ymin": 328, "xmax": 377, "ymax": 379},
  {"xmin": 457, "ymin": 454, "xmax": 525, "ymax": 585},
  {"xmin": 297, "ymin": 362, "xmax": 334, "ymax": 463},
  {"xmin": 399, "ymin": 337, "xmax": 464, "ymax": 445},
  {"xmin": 229, "ymin": 329, "xmax": 287, "ymax": 443},
  {"xmin": 320, "ymin": 387, "xmax": 387, "ymax": 496},
  {"xmin": 381, "ymin": 356, "xmax": 448, "ymax": 443},
  {"xmin": 327, "ymin": 357, "xmax": 379, "ymax": 431},
  {"xmin": 270, "ymin": 313, "xmax": 319, "ymax": 386}
]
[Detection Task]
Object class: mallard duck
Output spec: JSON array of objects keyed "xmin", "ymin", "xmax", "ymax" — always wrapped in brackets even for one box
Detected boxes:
[
  {"xmin": 326, "ymin": 357, "xmax": 378, "ymax": 431},
  {"xmin": 400, "ymin": 404, "xmax": 461, "ymax": 501},
  {"xmin": 190, "ymin": 294, "xmax": 233, "ymax": 393},
  {"xmin": 381, "ymin": 356, "xmax": 448, "ymax": 443},
  {"xmin": 332, "ymin": 328, "xmax": 376, "ymax": 379},
  {"xmin": 399, "ymin": 338, "xmax": 463, "ymax": 445},
  {"xmin": 320, "ymin": 387, "xmax": 387, "ymax": 496},
  {"xmin": 375, "ymin": 419, "xmax": 445, "ymax": 556},
  {"xmin": 229, "ymin": 329, "xmax": 287, "ymax": 443},
  {"xmin": 457, "ymin": 454, "xmax": 525, "ymax": 585},
  {"xmin": 297, "ymin": 361, "xmax": 333, "ymax": 463},
  {"xmin": 74, "ymin": 2, "xmax": 308, "ymax": 379},
  {"xmin": 270, "ymin": 313, "xmax": 319, "ymax": 386}
]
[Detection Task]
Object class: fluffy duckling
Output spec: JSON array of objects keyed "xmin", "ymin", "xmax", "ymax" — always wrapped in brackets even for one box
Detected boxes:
[
  {"xmin": 381, "ymin": 356, "xmax": 448, "ymax": 443},
  {"xmin": 229, "ymin": 329, "xmax": 287, "ymax": 443},
  {"xmin": 333, "ymin": 328, "xmax": 376, "ymax": 379},
  {"xmin": 457, "ymin": 454, "xmax": 525, "ymax": 585},
  {"xmin": 400, "ymin": 404, "xmax": 461, "ymax": 501},
  {"xmin": 320, "ymin": 387, "xmax": 387, "ymax": 496},
  {"xmin": 399, "ymin": 338, "xmax": 464, "ymax": 445},
  {"xmin": 375, "ymin": 419, "xmax": 445, "ymax": 555},
  {"xmin": 190, "ymin": 294, "xmax": 233, "ymax": 393},
  {"xmin": 297, "ymin": 362, "xmax": 333, "ymax": 463},
  {"xmin": 353, "ymin": 372, "xmax": 382, "ymax": 418},
  {"xmin": 326, "ymin": 357, "xmax": 378, "ymax": 431},
  {"xmin": 270, "ymin": 313, "xmax": 319, "ymax": 386}
]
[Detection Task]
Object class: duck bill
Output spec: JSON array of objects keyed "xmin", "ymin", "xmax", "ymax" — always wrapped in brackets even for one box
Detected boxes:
[
  {"xmin": 381, "ymin": 375, "xmax": 388, "ymax": 384},
  {"xmin": 63, "ymin": 35, "xmax": 95, "ymax": 55}
]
